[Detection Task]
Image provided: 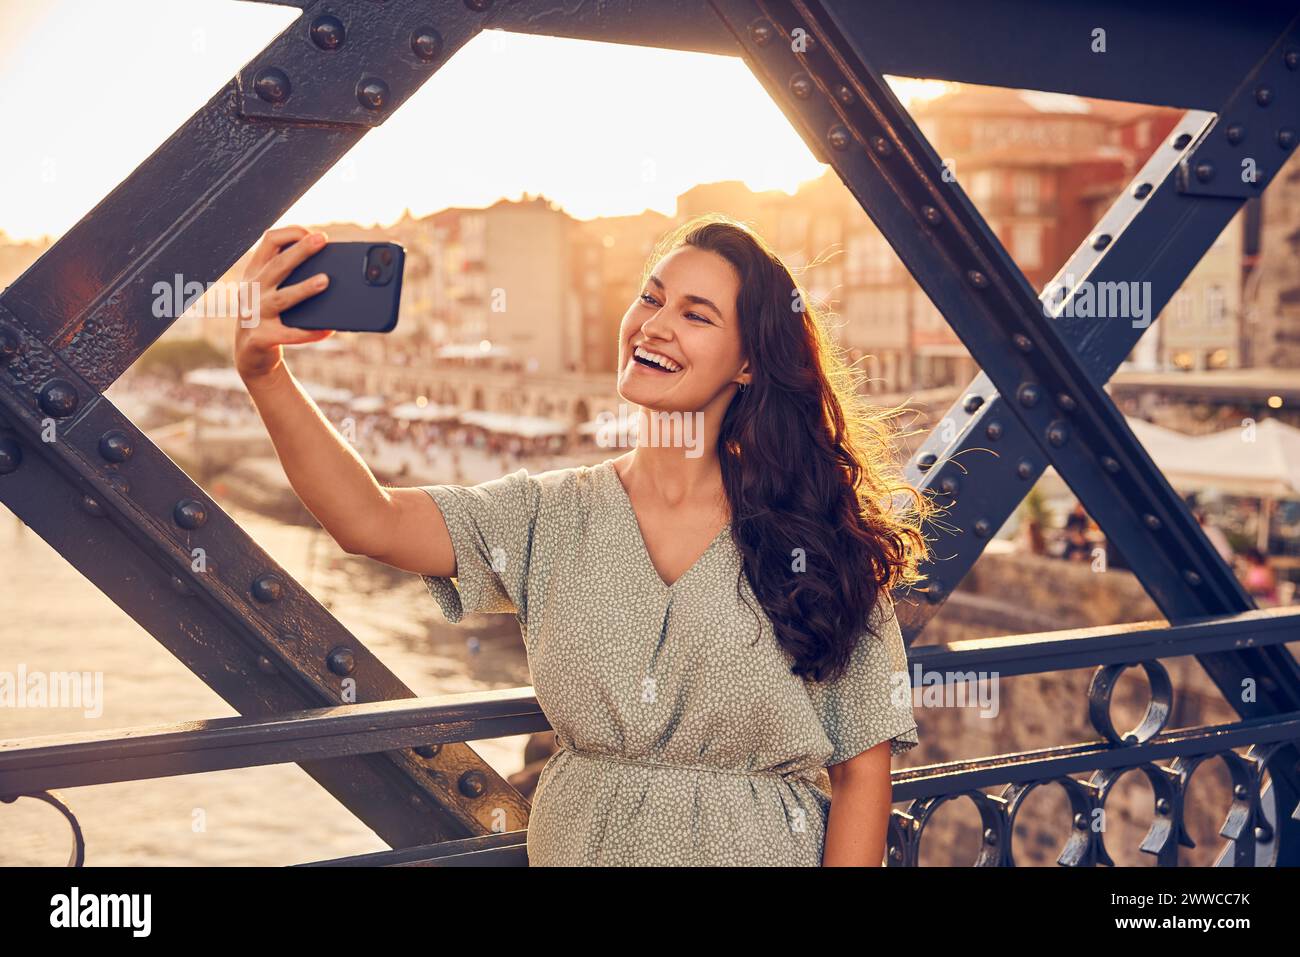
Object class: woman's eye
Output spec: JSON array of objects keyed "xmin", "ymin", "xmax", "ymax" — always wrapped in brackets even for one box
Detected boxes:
[
  {"xmin": 687, "ymin": 312, "xmax": 710, "ymax": 324},
  {"xmin": 639, "ymin": 293, "xmax": 657, "ymax": 306}
]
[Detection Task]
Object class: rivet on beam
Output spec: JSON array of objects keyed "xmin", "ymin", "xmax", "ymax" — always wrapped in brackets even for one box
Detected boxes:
[
  {"xmin": 789, "ymin": 73, "xmax": 813, "ymax": 99},
  {"xmin": 1279, "ymin": 129, "xmax": 1296, "ymax": 151},
  {"xmin": 253, "ymin": 68, "xmax": 291, "ymax": 104},
  {"xmin": 327, "ymin": 647, "xmax": 356, "ymax": 676},
  {"xmin": 256, "ymin": 655, "xmax": 277, "ymax": 675},
  {"xmin": 924, "ymin": 580, "xmax": 947, "ymax": 604},
  {"xmin": 1016, "ymin": 460, "xmax": 1035, "ymax": 479},
  {"xmin": 414, "ymin": 744, "xmax": 441, "ymax": 759},
  {"xmin": 1194, "ymin": 162, "xmax": 1215, "ymax": 183},
  {"xmin": 973, "ymin": 518, "xmax": 991, "ymax": 537},
  {"xmin": 963, "ymin": 394, "xmax": 983, "ymax": 413},
  {"xmin": 356, "ymin": 77, "xmax": 390, "ymax": 112},
  {"xmin": 252, "ymin": 573, "xmax": 284, "ymax": 602},
  {"xmin": 1016, "ymin": 383, "xmax": 1041, "ymax": 408},
  {"xmin": 749, "ymin": 19, "xmax": 774, "ymax": 46},
  {"xmin": 1100, "ymin": 455, "xmax": 1121, "ymax": 474},
  {"xmin": 1046, "ymin": 421, "xmax": 1069, "ymax": 447},
  {"xmin": 1225, "ymin": 123, "xmax": 1245, "ymax": 145},
  {"xmin": 1256, "ymin": 86, "xmax": 1273, "ymax": 107},
  {"xmin": 80, "ymin": 494, "xmax": 104, "ymax": 517},
  {"xmin": 309, "ymin": 15, "xmax": 345, "ymax": 51},
  {"xmin": 827, "ymin": 124, "xmax": 850, "ymax": 151},
  {"xmin": 938, "ymin": 475, "xmax": 959, "ymax": 496},
  {"xmin": 921, "ymin": 205, "xmax": 943, "ymax": 226},
  {"xmin": 1057, "ymin": 393, "xmax": 1077, "ymax": 413},
  {"xmin": 870, "ymin": 135, "xmax": 893, "ymax": 157},
  {"xmin": 1183, "ymin": 570, "xmax": 1202, "ymax": 586},
  {"xmin": 985, "ymin": 421, "xmax": 1003, "ymax": 441},
  {"xmin": 38, "ymin": 379, "xmax": 79, "ymax": 418},
  {"xmin": 1142, "ymin": 513, "xmax": 1162, "ymax": 530},
  {"xmin": 465, "ymin": 0, "xmax": 493, "ymax": 11},
  {"xmin": 834, "ymin": 84, "xmax": 854, "ymax": 105},
  {"xmin": 458, "ymin": 769, "xmax": 487, "ymax": 799},
  {"xmin": 173, "ymin": 498, "xmax": 208, "ymax": 529},
  {"xmin": 1012, "ymin": 333, "xmax": 1033, "ymax": 352},
  {"xmin": 410, "ymin": 27, "xmax": 443, "ymax": 63},
  {"xmin": 98, "ymin": 429, "xmax": 133, "ymax": 462},
  {"xmin": 966, "ymin": 270, "xmax": 988, "ymax": 289},
  {"xmin": 0, "ymin": 437, "xmax": 22, "ymax": 474}
]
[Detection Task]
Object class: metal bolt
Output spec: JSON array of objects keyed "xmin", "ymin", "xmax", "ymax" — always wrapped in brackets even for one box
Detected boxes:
[
  {"xmin": 986, "ymin": 421, "xmax": 1003, "ymax": 441},
  {"xmin": 870, "ymin": 134, "xmax": 893, "ymax": 157},
  {"xmin": 917, "ymin": 452, "xmax": 937, "ymax": 472},
  {"xmin": 1256, "ymin": 86, "xmax": 1273, "ymax": 107},
  {"xmin": 98, "ymin": 429, "xmax": 133, "ymax": 462},
  {"xmin": 1100, "ymin": 455, "xmax": 1121, "ymax": 473},
  {"xmin": 973, "ymin": 518, "xmax": 991, "ymax": 537},
  {"xmin": 1142, "ymin": 513, "xmax": 1161, "ymax": 530},
  {"xmin": 1172, "ymin": 133, "xmax": 1192, "ymax": 150},
  {"xmin": 938, "ymin": 475, "xmax": 959, "ymax": 496},
  {"xmin": 835, "ymin": 84, "xmax": 854, "ymax": 105},
  {"xmin": 458, "ymin": 769, "xmax": 488, "ymax": 798},
  {"xmin": 963, "ymin": 394, "xmax": 983, "ymax": 413},
  {"xmin": 1017, "ymin": 383, "xmax": 1041, "ymax": 408},
  {"xmin": 0, "ymin": 437, "xmax": 22, "ymax": 474},
  {"xmin": 749, "ymin": 20, "xmax": 773, "ymax": 46},
  {"xmin": 966, "ymin": 270, "xmax": 988, "ymax": 289},
  {"xmin": 789, "ymin": 73, "xmax": 813, "ymax": 99},
  {"xmin": 38, "ymin": 379, "xmax": 79, "ymax": 418},
  {"xmin": 1133, "ymin": 182, "xmax": 1152, "ymax": 199},
  {"xmin": 464, "ymin": 0, "xmax": 493, "ymax": 11},
  {"xmin": 1046, "ymin": 421, "xmax": 1068, "ymax": 447},
  {"xmin": 256, "ymin": 655, "xmax": 277, "ymax": 675},
  {"xmin": 1016, "ymin": 459, "xmax": 1035, "ymax": 480},
  {"xmin": 173, "ymin": 498, "xmax": 208, "ymax": 530},
  {"xmin": 827, "ymin": 124, "xmax": 850, "ymax": 151},
  {"xmin": 1013, "ymin": 333, "xmax": 1033, "ymax": 352},
  {"xmin": 925, "ymin": 581, "xmax": 946, "ymax": 604},
  {"xmin": 410, "ymin": 27, "xmax": 443, "ymax": 62},
  {"xmin": 327, "ymin": 646, "xmax": 356, "ymax": 676},
  {"xmin": 80, "ymin": 494, "xmax": 104, "ymax": 517},
  {"xmin": 1279, "ymin": 129, "xmax": 1297, "ymax": 151},
  {"xmin": 1057, "ymin": 393, "xmax": 1077, "ymax": 413},
  {"xmin": 1234, "ymin": 784, "xmax": 1249, "ymax": 799},
  {"xmin": 1194, "ymin": 161, "xmax": 1215, "ymax": 183},
  {"xmin": 1286, "ymin": 49, "xmax": 1300, "ymax": 71},
  {"xmin": 356, "ymin": 77, "xmax": 390, "ymax": 111},
  {"xmin": 921, "ymin": 205, "xmax": 942, "ymax": 226},
  {"xmin": 1092, "ymin": 233, "xmax": 1112, "ymax": 250},
  {"xmin": 1225, "ymin": 123, "xmax": 1245, "ymax": 145},
  {"xmin": 1155, "ymin": 798, "xmax": 1170, "ymax": 815},
  {"xmin": 309, "ymin": 14, "xmax": 345, "ymax": 50},
  {"xmin": 253, "ymin": 68, "xmax": 291, "ymax": 104},
  {"xmin": 414, "ymin": 744, "xmax": 441, "ymax": 759},
  {"xmin": 252, "ymin": 573, "xmax": 284, "ymax": 602},
  {"xmin": 1184, "ymin": 569, "xmax": 1202, "ymax": 586}
]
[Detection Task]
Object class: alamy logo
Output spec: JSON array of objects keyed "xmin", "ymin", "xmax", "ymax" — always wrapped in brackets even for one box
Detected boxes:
[
  {"xmin": 1044, "ymin": 274, "xmax": 1152, "ymax": 329},
  {"xmin": 49, "ymin": 887, "xmax": 151, "ymax": 937}
]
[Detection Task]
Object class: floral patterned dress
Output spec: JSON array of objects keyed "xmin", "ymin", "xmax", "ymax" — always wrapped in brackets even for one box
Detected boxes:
[{"xmin": 419, "ymin": 457, "xmax": 919, "ymax": 866}]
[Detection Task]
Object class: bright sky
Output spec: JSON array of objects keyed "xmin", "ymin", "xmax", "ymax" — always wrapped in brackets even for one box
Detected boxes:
[{"xmin": 0, "ymin": 0, "xmax": 948, "ymax": 243}]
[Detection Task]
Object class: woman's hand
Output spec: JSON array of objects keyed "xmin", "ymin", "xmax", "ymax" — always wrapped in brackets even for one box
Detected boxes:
[{"xmin": 234, "ymin": 226, "xmax": 334, "ymax": 385}]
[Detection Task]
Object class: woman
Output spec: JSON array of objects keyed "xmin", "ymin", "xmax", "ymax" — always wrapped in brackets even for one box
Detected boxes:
[
  {"xmin": 235, "ymin": 214, "xmax": 934, "ymax": 866},
  {"xmin": 1242, "ymin": 547, "xmax": 1279, "ymax": 606}
]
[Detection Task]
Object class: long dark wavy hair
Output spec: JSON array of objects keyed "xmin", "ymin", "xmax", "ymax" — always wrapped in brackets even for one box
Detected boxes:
[{"xmin": 641, "ymin": 214, "xmax": 937, "ymax": 683}]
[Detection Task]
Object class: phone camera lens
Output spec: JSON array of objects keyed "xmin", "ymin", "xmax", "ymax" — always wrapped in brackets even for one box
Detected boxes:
[
  {"xmin": 380, "ymin": 248, "xmax": 393, "ymax": 265},
  {"xmin": 367, "ymin": 264, "xmax": 381, "ymax": 281}
]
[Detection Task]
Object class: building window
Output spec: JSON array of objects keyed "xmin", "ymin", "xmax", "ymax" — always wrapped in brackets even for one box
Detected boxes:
[
  {"xmin": 1012, "ymin": 172, "xmax": 1040, "ymax": 213},
  {"xmin": 970, "ymin": 170, "xmax": 995, "ymax": 205},
  {"xmin": 1010, "ymin": 223, "xmax": 1043, "ymax": 270},
  {"xmin": 1206, "ymin": 285, "xmax": 1226, "ymax": 326}
]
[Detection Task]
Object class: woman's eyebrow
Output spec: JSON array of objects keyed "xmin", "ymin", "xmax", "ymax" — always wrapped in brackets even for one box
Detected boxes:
[{"xmin": 648, "ymin": 274, "xmax": 724, "ymax": 320}]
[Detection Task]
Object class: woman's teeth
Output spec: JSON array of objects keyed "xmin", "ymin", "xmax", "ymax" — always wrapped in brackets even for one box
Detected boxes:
[{"xmin": 632, "ymin": 345, "xmax": 682, "ymax": 373}]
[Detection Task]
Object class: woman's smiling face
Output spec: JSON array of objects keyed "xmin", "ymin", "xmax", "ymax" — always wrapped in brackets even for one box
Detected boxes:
[{"xmin": 616, "ymin": 245, "xmax": 750, "ymax": 413}]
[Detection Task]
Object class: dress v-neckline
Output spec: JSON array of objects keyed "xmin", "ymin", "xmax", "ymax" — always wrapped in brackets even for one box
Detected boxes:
[{"xmin": 603, "ymin": 459, "xmax": 731, "ymax": 592}]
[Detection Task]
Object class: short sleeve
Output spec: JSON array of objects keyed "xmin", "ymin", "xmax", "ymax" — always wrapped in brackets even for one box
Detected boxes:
[
  {"xmin": 418, "ymin": 468, "xmax": 541, "ymax": 625},
  {"xmin": 804, "ymin": 595, "xmax": 919, "ymax": 765}
]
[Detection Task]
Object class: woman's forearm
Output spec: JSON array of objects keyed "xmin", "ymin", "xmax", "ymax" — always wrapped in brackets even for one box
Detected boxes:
[
  {"xmin": 821, "ymin": 749, "xmax": 894, "ymax": 866},
  {"xmin": 243, "ymin": 362, "xmax": 391, "ymax": 555}
]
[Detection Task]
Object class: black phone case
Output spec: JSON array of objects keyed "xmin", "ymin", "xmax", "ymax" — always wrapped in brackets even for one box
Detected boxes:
[{"xmin": 280, "ymin": 241, "xmax": 405, "ymax": 332}]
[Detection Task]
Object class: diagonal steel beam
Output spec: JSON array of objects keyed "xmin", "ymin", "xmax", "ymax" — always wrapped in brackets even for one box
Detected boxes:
[
  {"xmin": 711, "ymin": 0, "xmax": 1300, "ymax": 855},
  {"xmin": 0, "ymin": 1, "xmax": 538, "ymax": 847}
]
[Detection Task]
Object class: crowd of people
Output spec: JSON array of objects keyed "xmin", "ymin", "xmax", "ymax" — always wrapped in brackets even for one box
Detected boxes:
[{"xmin": 1053, "ymin": 497, "xmax": 1291, "ymax": 606}]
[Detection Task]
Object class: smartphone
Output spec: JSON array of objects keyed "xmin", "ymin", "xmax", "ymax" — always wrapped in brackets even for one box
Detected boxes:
[{"xmin": 280, "ymin": 241, "xmax": 405, "ymax": 332}]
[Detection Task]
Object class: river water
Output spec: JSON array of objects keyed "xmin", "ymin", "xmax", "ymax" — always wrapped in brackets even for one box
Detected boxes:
[{"xmin": 0, "ymin": 501, "xmax": 532, "ymax": 866}]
